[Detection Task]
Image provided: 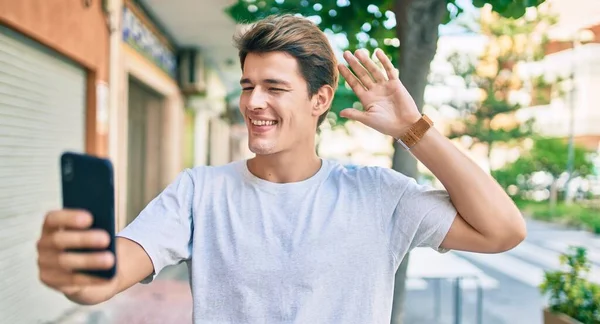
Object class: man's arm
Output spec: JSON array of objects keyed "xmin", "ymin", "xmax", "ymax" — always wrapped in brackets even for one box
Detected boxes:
[
  {"xmin": 337, "ymin": 48, "xmax": 526, "ymax": 254},
  {"xmin": 37, "ymin": 210, "xmax": 156, "ymax": 306},
  {"xmin": 63, "ymin": 237, "xmax": 154, "ymax": 305},
  {"xmin": 408, "ymin": 126, "xmax": 526, "ymax": 253},
  {"xmin": 39, "ymin": 170, "xmax": 194, "ymax": 305},
  {"xmin": 112, "ymin": 237, "xmax": 155, "ymax": 293}
]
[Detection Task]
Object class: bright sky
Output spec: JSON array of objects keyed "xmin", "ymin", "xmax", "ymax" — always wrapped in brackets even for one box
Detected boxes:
[{"xmin": 439, "ymin": 0, "xmax": 480, "ymax": 36}]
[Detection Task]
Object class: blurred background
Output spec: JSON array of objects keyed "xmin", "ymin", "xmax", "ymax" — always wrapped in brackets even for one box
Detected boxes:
[{"xmin": 0, "ymin": 0, "xmax": 598, "ymax": 323}]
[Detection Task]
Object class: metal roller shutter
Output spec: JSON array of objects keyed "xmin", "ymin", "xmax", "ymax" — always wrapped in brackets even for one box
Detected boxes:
[{"xmin": 0, "ymin": 26, "xmax": 86, "ymax": 322}]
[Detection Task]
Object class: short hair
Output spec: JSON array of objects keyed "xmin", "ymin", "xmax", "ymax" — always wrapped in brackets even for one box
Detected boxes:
[{"xmin": 233, "ymin": 14, "xmax": 339, "ymax": 126}]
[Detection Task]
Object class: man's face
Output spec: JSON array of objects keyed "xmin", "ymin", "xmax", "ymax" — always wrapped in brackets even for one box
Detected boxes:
[{"xmin": 239, "ymin": 51, "xmax": 317, "ymax": 156}]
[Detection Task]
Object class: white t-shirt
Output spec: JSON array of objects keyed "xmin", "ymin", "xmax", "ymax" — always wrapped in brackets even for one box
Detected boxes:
[{"xmin": 118, "ymin": 158, "xmax": 457, "ymax": 323}]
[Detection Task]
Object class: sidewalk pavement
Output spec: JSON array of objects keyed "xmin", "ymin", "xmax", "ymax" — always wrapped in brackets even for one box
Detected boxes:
[{"xmin": 54, "ymin": 264, "xmax": 192, "ymax": 324}]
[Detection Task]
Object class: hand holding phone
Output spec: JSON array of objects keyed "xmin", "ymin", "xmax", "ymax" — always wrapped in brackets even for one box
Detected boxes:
[
  {"xmin": 37, "ymin": 209, "xmax": 116, "ymax": 296},
  {"xmin": 36, "ymin": 152, "xmax": 117, "ymax": 297}
]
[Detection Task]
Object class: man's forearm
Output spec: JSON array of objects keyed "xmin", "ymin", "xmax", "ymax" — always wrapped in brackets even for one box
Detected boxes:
[
  {"xmin": 408, "ymin": 127, "xmax": 525, "ymax": 242},
  {"xmin": 64, "ymin": 281, "xmax": 119, "ymax": 305}
]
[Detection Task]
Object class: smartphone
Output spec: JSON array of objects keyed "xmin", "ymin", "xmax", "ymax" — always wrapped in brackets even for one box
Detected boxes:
[{"xmin": 60, "ymin": 152, "xmax": 116, "ymax": 279}]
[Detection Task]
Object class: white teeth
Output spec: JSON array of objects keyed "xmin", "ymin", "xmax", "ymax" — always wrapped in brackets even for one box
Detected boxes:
[{"xmin": 251, "ymin": 119, "xmax": 277, "ymax": 126}]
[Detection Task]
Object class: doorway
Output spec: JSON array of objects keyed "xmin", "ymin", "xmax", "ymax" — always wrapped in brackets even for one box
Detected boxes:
[{"xmin": 127, "ymin": 77, "xmax": 164, "ymax": 224}]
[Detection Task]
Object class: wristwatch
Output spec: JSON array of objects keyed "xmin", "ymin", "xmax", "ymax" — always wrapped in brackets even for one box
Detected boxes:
[{"xmin": 396, "ymin": 114, "xmax": 433, "ymax": 151}]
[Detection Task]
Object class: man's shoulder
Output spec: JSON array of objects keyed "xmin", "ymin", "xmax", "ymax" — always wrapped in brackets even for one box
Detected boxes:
[
  {"xmin": 186, "ymin": 160, "xmax": 244, "ymax": 179},
  {"xmin": 325, "ymin": 160, "xmax": 385, "ymax": 181},
  {"xmin": 325, "ymin": 160, "xmax": 412, "ymax": 185}
]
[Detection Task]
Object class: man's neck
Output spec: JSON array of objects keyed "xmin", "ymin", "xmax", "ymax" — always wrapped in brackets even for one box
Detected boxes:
[{"xmin": 248, "ymin": 149, "xmax": 322, "ymax": 184}]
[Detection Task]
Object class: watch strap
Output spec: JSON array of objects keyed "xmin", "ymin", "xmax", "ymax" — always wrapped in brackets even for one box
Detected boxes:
[{"xmin": 396, "ymin": 114, "xmax": 433, "ymax": 150}]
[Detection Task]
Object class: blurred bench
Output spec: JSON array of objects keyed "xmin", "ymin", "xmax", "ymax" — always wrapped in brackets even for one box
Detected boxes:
[{"xmin": 407, "ymin": 247, "xmax": 493, "ymax": 324}]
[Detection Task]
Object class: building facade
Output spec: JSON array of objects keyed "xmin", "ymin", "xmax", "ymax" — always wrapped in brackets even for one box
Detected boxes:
[
  {"xmin": 0, "ymin": 0, "xmax": 241, "ymax": 321},
  {"xmin": 112, "ymin": 1, "xmax": 186, "ymax": 228},
  {"xmin": 517, "ymin": 0, "xmax": 600, "ymax": 151},
  {"xmin": 0, "ymin": 0, "xmax": 110, "ymax": 321}
]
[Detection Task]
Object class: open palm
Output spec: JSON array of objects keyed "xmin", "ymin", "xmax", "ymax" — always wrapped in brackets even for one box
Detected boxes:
[{"xmin": 338, "ymin": 49, "xmax": 421, "ymax": 139}]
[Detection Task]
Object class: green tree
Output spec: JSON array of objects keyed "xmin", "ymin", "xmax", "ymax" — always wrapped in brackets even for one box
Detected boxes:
[
  {"xmin": 226, "ymin": 1, "xmax": 547, "ymax": 322},
  {"xmin": 492, "ymin": 137, "xmax": 593, "ymax": 209},
  {"xmin": 432, "ymin": 5, "xmax": 557, "ymax": 163},
  {"xmin": 432, "ymin": 6, "xmax": 556, "ymax": 165}
]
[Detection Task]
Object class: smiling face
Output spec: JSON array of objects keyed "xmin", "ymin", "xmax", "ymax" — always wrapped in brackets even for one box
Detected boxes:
[
  {"xmin": 239, "ymin": 51, "xmax": 323, "ymax": 156},
  {"xmin": 233, "ymin": 14, "xmax": 339, "ymax": 157}
]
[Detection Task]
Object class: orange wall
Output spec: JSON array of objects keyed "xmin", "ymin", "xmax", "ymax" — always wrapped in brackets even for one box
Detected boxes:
[
  {"xmin": 0, "ymin": 0, "xmax": 109, "ymax": 80},
  {"xmin": 575, "ymin": 135, "xmax": 600, "ymax": 151},
  {"xmin": 0, "ymin": 0, "xmax": 110, "ymax": 156},
  {"xmin": 545, "ymin": 23, "xmax": 600, "ymax": 55}
]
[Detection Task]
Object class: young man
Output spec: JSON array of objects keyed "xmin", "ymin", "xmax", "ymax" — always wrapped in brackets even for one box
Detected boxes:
[{"xmin": 36, "ymin": 14, "xmax": 526, "ymax": 323}]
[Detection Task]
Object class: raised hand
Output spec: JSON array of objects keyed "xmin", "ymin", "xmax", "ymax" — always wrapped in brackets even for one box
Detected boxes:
[{"xmin": 338, "ymin": 48, "xmax": 422, "ymax": 139}]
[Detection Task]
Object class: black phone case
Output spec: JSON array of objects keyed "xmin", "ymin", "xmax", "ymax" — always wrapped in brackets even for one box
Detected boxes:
[{"xmin": 60, "ymin": 152, "xmax": 117, "ymax": 279}]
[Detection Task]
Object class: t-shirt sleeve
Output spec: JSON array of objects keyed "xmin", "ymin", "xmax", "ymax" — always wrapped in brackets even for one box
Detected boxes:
[
  {"xmin": 377, "ymin": 167, "xmax": 457, "ymax": 260},
  {"xmin": 117, "ymin": 169, "xmax": 195, "ymax": 283}
]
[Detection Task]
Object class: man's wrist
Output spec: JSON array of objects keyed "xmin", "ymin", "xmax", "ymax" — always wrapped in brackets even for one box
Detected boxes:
[
  {"xmin": 391, "ymin": 114, "xmax": 422, "ymax": 138},
  {"xmin": 394, "ymin": 114, "xmax": 433, "ymax": 150}
]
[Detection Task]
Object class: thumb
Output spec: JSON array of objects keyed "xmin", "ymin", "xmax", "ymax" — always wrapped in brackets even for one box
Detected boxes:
[{"xmin": 340, "ymin": 108, "xmax": 369, "ymax": 124}]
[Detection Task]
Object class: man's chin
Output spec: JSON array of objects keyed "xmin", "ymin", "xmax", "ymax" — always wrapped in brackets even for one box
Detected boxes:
[{"xmin": 248, "ymin": 140, "xmax": 277, "ymax": 156}]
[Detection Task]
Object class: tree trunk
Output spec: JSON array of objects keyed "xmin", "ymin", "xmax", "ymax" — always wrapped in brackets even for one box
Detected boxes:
[
  {"xmin": 487, "ymin": 142, "xmax": 494, "ymax": 172},
  {"xmin": 390, "ymin": 1, "xmax": 447, "ymax": 323},
  {"xmin": 549, "ymin": 179, "xmax": 558, "ymax": 217}
]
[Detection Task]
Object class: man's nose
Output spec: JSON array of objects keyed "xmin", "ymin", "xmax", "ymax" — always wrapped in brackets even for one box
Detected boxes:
[{"xmin": 247, "ymin": 88, "xmax": 268, "ymax": 110}]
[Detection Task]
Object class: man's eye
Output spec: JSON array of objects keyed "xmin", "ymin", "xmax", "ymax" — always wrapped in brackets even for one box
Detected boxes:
[
  {"xmin": 242, "ymin": 87, "xmax": 253, "ymax": 91},
  {"xmin": 270, "ymin": 88, "xmax": 285, "ymax": 92}
]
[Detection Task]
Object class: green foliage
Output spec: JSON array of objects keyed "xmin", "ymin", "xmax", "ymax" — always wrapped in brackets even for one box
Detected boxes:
[
  {"xmin": 225, "ymin": 0, "xmax": 546, "ymax": 128},
  {"xmin": 226, "ymin": 0, "xmax": 547, "ymax": 56},
  {"xmin": 327, "ymin": 77, "xmax": 359, "ymax": 127},
  {"xmin": 526, "ymin": 138, "xmax": 593, "ymax": 179},
  {"xmin": 473, "ymin": 0, "xmax": 547, "ymax": 18},
  {"xmin": 440, "ymin": 7, "xmax": 557, "ymax": 157},
  {"xmin": 226, "ymin": 0, "xmax": 399, "ymax": 59},
  {"xmin": 494, "ymin": 138, "xmax": 593, "ymax": 188},
  {"xmin": 516, "ymin": 199, "xmax": 600, "ymax": 234},
  {"xmin": 493, "ymin": 138, "xmax": 593, "ymax": 202},
  {"xmin": 492, "ymin": 154, "xmax": 535, "ymax": 193},
  {"xmin": 539, "ymin": 246, "xmax": 600, "ymax": 323}
]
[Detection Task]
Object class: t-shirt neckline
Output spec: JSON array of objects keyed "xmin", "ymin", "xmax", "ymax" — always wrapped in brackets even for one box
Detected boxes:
[{"xmin": 238, "ymin": 158, "xmax": 332, "ymax": 194}]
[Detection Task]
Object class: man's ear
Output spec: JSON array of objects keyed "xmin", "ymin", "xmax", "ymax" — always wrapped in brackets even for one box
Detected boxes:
[{"xmin": 312, "ymin": 85, "xmax": 335, "ymax": 117}]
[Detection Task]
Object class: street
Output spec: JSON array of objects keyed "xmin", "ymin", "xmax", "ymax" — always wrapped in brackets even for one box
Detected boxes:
[
  {"xmin": 52, "ymin": 263, "xmax": 192, "ymax": 324},
  {"xmin": 405, "ymin": 219, "xmax": 600, "ymax": 324},
  {"xmin": 53, "ymin": 219, "xmax": 600, "ymax": 324}
]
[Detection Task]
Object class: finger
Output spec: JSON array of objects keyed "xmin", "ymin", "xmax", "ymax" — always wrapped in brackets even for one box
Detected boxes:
[
  {"xmin": 338, "ymin": 64, "xmax": 366, "ymax": 96},
  {"xmin": 58, "ymin": 251, "xmax": 115, "ymax": 271},
  {"xmin": 39, "ymin": 250, "xmax": 115, "ymax": 271},
  {"xmin": 375, "ymin": 48, "xmax": 398, "ymax": 80},
  {"xmin": 343, "ymin": 51, "xmax": 375, "ymax": 89},
  {"xmin": 339, "ymin": 108, "xmax": 370, "ymax": 124},
  {"xmin": 355, "ymin": 49, "xmax": 387, "ymax": 83},
  {"xmin": 43, "ymin": 210, "xmax": 93, "ymax": 232},
  {"xmin": 37, "ymin": 250, "xmax": 58, "ymax": 273},
  {"xmin": 58, "ymin": 285, "xmax": 84, "ymax": 296},
  {"xmin": 38, "ymin": 229, "xmax": 110, "ymax": 251},
  {"xmin": 40, "ymin": 269, "xmax": 111, "ymax": 288}
]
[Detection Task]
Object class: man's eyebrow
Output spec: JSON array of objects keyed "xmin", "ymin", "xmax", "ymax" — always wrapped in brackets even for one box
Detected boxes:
[
  {"xmin": 264, "ymin": 79, "xmax": 291, "ymax": 87},
  {"xmin": 239, "ymin": 78, "xmax": 291, "ymax": 87}
]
